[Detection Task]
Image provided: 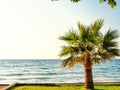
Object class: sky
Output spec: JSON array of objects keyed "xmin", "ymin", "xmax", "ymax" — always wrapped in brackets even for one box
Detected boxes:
[{"xmin": 0, "ymin": 0, "xmax": 120, "ymax": 59}]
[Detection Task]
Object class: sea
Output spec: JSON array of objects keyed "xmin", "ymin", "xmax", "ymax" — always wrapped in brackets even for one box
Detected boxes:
[{"xmin": 0, "ymin": 59, "xmax": 120, "ymax": 84}]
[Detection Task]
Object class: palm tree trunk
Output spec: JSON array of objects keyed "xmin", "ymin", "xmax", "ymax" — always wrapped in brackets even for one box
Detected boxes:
[{"xmin": 84, "ymin": 55, "xmax": 94, "ymax": 89}]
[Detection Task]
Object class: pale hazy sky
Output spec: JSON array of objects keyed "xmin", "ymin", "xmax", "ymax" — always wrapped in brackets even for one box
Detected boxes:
[{"xmin": 0, "ymin": 0, "xmax": 120, "ymax": 59}]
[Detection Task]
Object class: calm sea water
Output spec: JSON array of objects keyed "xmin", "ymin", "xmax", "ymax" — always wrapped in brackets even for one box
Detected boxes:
[{"xmin": 0, "ymin": 59, "xmax": 120, "ymax": 84}]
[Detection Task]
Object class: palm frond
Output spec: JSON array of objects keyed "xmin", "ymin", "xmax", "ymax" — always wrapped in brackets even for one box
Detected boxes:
[
  {"xmin": 90, "ymin": 19, "xmax": 104, "ymax": 35},
  {"xmin": 99, "ymin": 51, "xmax": 113, "ymax": 60},
  {"xmin": 59, "ymin": 45, "xmax": 79, "ymax": 57},
  {"xmin": 61, "ymin": 56, "xmax": 76, "ymax": 68},
  {"xmin": 89, "ymin": 32, "xmax": 103, "ymax": 45},
  {"xmin": 103, "ymin": 29, "xmax": 119, "ymax": 42},
  {"xmin": 61, "ymin": 57, "xmax": 72, "ymax": 68},
  {"xmin": 75, "ymin": 55, "xmax": 84, "ymax": 65},
  {"xmin": 103, "ymin": 29, "xmax": 119, "ymax": 50},
  {"xmin": 92, "ymin": 56, "xmax": 102, "ymax": 64},
  {"xmin": 88, "ymin": 19, "xmax": 104, "ymax": 45},
  {"xmin": 107, "ymin": 48, "xmax": 120, "ymax": 56},
  {"xmin": 68, "ymin": 58, "xmax": 76, "ymax": 68},
  {"xmin": 77, "ymin": 22, "xmax": 86, "ymax": 34},
  {"xmin": 78, "ymin": 22, "xmax": 89, "ymax": 41},
  {"xmin": 59, "ymin": 30, "xmax": 79, "ymax": 44},
  {"xmin": 59, "ymin": 46, "xmax": 72, "ymax": 57}
]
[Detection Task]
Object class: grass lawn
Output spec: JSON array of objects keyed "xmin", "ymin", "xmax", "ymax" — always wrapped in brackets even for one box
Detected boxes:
[{"xmin": 9, "ymin": 85, "xmax": 120, "ymax": 90}]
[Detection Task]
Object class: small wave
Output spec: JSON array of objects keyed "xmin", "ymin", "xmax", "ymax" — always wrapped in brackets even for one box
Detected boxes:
[
  {"xmin": 47, "ymin": 72, "xmax": 57, "ymax": 75},
  {"xmin": 6, "ymin": 73, "xmax": 24, "ymax": 76},
  {"xmin": 41, "ymin": 67, "xmax": 49, "ymax": 69},
  {"xmin": 34, "ymin": 77, "xmax": 51, "ymax": 80}
]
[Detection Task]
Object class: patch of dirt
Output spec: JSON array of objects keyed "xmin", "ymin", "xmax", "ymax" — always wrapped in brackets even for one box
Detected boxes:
[{"xmin": 0, "ymin": 85, "xmax": 9, "ymax": 90}]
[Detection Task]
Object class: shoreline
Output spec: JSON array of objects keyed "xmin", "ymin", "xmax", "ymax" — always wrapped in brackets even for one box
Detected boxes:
[
  {"xmin": 1, "ymin": 82, "xmax": 120, "ymax": 90},
  {"xmin": 1, "ymin": 82, "xmax": 120, "ymax": 85}
]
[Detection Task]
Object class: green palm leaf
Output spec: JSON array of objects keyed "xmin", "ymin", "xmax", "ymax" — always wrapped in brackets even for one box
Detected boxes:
[
  {"xmin": 90, "ymin": 19, "xmax": 104, "ymax": 35},
  {"xmin": 59, "ymin": 45, "xmax": 79, "ymax": 57},
  {"xmin": 78, "ymin": 22, "xmax": 89, "ymax": 41},
  {"xmin": 103, "ymin": 29, "xmax": 119, "ymax": 49},
  {"xmin": 61, "ymin": 56, "xmax": 72, "ymax": 68},
  {"xmin": 59, "ymin": 30, "xmax": 79, "ymax": 45},
  {"xmin": 61, "ymin": 56, "xmax": 76, "ymax": 68}
]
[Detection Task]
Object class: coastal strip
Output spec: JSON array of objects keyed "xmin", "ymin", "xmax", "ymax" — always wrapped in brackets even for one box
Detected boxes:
[{"xmin": 0, "ymin": 82, "xmax": 120, "ymax": 90}]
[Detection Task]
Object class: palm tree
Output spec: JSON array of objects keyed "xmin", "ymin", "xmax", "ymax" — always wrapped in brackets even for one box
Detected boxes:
[{"xmin": 59, "ymin": 19, "xmax": 120, "ymax": 89}]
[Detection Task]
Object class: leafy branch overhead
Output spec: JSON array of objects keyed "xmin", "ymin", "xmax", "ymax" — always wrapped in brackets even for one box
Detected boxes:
[{"xmin": 52, "ymin": 0, "xmax": 117, "ymax": 8}]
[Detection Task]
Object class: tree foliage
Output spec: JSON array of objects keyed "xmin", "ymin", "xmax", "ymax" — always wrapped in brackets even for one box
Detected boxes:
[
  {"xmin": 59, "ymin": 19, "xmax": 120, "ymax": 68},
  {"xmin": 52, "ymin": 0, "xmax": 117, "ymax": 8}
]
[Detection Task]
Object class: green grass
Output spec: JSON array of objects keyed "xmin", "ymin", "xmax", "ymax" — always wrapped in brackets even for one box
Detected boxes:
[{"xmin": 9, "ymin": 85, "xmax": 120, "ymax": 90}]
